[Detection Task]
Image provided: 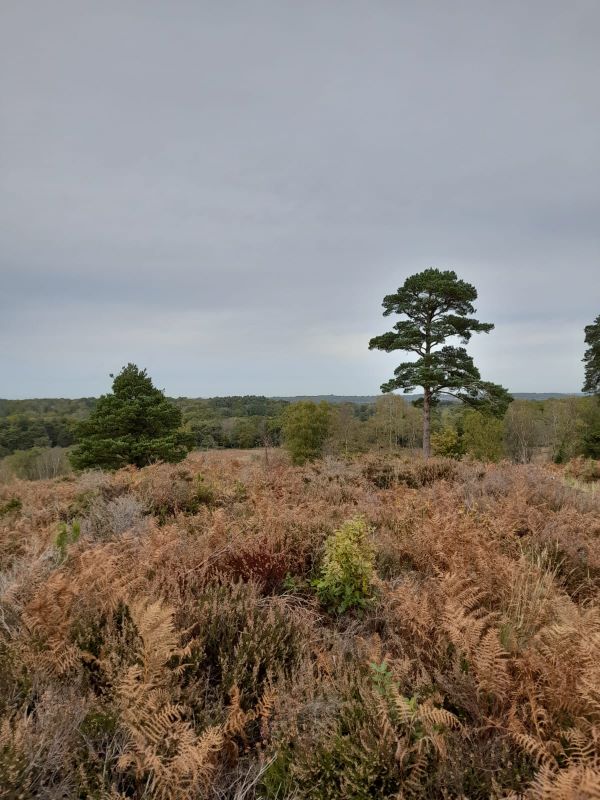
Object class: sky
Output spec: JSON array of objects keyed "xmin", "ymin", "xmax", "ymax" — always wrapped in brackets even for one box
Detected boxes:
[{"xmin": 1, "ymin": 1, "xmax": 599, "ymax": 398}]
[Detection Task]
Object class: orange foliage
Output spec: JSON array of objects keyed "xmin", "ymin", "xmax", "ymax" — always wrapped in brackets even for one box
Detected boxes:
[{"xmin": 0, "ymin": 451, "xmax": 599, "ymax": 798}]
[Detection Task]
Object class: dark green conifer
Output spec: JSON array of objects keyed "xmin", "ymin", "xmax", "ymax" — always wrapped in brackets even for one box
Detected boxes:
[
  {"xmin": 583, "ymin": 314, "xmax": 600, "ymax": 395},
  {"xmin": 70, "ymin": 364, "xmax": 193, "ymax": 470},
  {"xmin": 369, "ymin": 268, "xmax": 511, "ymax": 456}
]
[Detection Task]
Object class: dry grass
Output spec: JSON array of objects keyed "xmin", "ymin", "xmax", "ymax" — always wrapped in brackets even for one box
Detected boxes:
[{"xmin": 0, "ymin": 452, "xmax": 599, "ymax": 799}]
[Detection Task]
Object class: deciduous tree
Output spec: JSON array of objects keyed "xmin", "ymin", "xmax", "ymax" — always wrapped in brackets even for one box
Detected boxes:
[
  {"xmin": 462, "ymin": 410, "xmax": 504, "ymax": 462},
  {"xmin": 282, "ymin": 401, "xmax": 331, "ymax": 465}
]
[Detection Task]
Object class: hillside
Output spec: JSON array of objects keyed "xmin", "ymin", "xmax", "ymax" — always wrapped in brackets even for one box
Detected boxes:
[{"xmin": 1, "ymin": 451, "xmax": 599, "ymax": 798}]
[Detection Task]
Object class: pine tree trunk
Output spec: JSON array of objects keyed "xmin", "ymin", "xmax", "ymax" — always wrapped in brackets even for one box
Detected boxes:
[{"xmin": 422, "ymin": 388, "xmax": 431, "ymax": 458}]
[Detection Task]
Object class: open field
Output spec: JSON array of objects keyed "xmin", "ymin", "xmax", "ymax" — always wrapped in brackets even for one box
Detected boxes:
[{"xmin": 1, "ymin": 451, "xmax": 599, "ymax": 799}]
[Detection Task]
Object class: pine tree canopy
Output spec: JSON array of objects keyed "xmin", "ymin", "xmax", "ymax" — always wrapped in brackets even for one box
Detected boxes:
[
  {"xmin": 369, "ymin": 268, "xmax": 511, "ymax": 417},
  {"xmin": 583, "ymin": 314, "xmax": 600, "ymax": 395},
  {"xmin": 70, "ymin": 364, "xmax": 193, "ymax": 470}
]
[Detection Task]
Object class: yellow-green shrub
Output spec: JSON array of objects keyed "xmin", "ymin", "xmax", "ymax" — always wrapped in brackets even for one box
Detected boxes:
[
  {"xmin": 313, "ymin": 517, "xmax": 375, "ymax": 613},
  {"xmin": 431, "ymin": 426, "xmax": 463, "ymax": 459}
]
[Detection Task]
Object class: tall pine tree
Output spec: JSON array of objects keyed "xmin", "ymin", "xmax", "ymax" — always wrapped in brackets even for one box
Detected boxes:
[
  {"xmin": 583, "ymin": 314, "xmax": 600, "ymax": 395},
  {"xmin": 70, "ymin": 364, "xmax": 193, "ymax": 470},
  {"xmin": 369, "ymin": 268, "xmax": 511, "ymax": 457},
  {"xmin": 582, "ymin": 314, "xmax": 600, "ymax": 458}
]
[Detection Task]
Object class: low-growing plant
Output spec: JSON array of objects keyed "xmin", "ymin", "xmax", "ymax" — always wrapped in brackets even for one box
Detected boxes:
[
  {"xmin": 263, "ymin": 665, "xmax": 459, "ymax": 800},
  {"xmin": 55, "ymin": 519, "xmax": 81, "ymax": 560},
  {"xmin": 194, "ymin": 473, "xmax": 216, "ymax": 506},
  {"xmin": 0, "ymin": 497, "xmax": 22, "ymax": 517},
  {"xmin": 2, "ymin": 450, "xmax": 600, "ymax": 797},
  {"xmin": 565, "ymin": 456, "xmax": 600, "ymax": 483},
  {"xmin": 313, "ymin": 517, "xmax": 375, "ymax": 613},
  {"xmin": 81, "ymin": 493, "xmax": 146, "ymax": 539},
  {"xmin": 138, "ymin": 467, "xmax": 217, "ymax": 522},
  {"xmin": 220, "ymin": 536, "xmax": 293, "ymax": 593},
  {"xmin": 179, "ymin": 582, "xmax": 307, "ymax": 715},
  {"xmin": 363, "ymin": 457, "xmax": 457, "ymax": 489}
]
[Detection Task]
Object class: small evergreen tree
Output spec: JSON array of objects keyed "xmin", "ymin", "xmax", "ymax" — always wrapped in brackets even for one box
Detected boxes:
[
  {"xmin": 70, "ymin": 364, "xmax": 193, "ymax": 470},
  {"xmin": 282, "ymin": 401, "xmax": 330, "ymax": 465},
  {"xmin": 369, "ymin": 268, "xmax": 511, "ymax": 456}
]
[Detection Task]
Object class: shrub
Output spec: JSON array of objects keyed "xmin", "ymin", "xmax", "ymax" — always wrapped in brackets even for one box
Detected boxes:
[
  {"xmin": 263, "ymin": 666, "xmax": 458, "ymax": 800},
  {"xmin": 431, "ymin": 426, "xmax": 464, "ymax": 459},
  {"xmin": 137, "ymin": 467, "xmax": 217, "ymax": 521},
  {"xmin": 363, "ymin": 457, "xmax": 457, "ymax": 489},
  {"xmin": 180, "ymin": 582, "xmax": 306, "ymax": 711},
  {"xmin": 81, "ymin": 493, "xmax": 146, "ymax": 539},
  {"xmin": 313, "ymin": 517, "xmax": 375, "ymax": 613},
  {"xmin": 55, "ymin": 519, "xmax": 81, "ymax": 560},
  {"xmin": 0, "ymin": 497, "xmax": 22, "ymax": 517},
  {"xmin": 565, "ymin": 456, "xmax": 600, "ymax": 483},
  {"xmin": 219, "ymin": 535, "xmax": 295, "ymax": 593},
  {"xmin": 1, "ymin": 447, "xmax": 71, "ymax": 481}
]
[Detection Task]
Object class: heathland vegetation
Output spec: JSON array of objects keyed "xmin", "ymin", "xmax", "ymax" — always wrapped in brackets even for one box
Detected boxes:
[
  {"xmin": 0, "ymin": 270, "xmax": 599, "ymax": 798},
  {"xmin": 1, "ymin": 450, "xmax": 599, "ymax": 798}
]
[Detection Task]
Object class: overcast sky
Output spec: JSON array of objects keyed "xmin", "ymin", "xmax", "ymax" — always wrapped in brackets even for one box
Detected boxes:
[{"xmin": 1, "ymin": 1, "xmax": 599, "ymax": 398}]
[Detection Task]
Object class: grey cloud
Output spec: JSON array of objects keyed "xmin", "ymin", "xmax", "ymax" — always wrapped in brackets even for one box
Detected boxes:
[{"xmin": 1, "ymin": 1, "xmax": 599, "ymax": 397}]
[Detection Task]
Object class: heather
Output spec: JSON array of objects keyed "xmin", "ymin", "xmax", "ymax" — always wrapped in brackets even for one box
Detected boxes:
[{"xmin": 1, "ymin": 451, "xmax": 599, "ymax": 798}]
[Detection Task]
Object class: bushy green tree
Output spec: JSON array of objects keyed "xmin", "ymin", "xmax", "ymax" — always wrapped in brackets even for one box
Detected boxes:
[
  {"xmin": 70, "ymin": 364, "xmax": 193, "ymax": 470},
  {"xmin": 430, "ymin": 426, "xmax": 464, "ymax": 459},
  {"xmin": 369, "ymin": 268, "xmax": 511, "ymax": 457},
  {"xmin": 462, "ymin": 410, "xmax": 504, "ymax": 462},
  {"xmin": 282, "ymin": 401, "xmax": 330, "ymax": 465},
  {"xmin": 581, "ymin": 401, "xmax": 600, "ymax": 458}
]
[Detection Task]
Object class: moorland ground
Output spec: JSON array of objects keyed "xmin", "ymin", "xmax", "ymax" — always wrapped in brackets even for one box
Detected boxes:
[{"xmin": 1, "ymin": 449, "xmax": 599, "ymax": 799}]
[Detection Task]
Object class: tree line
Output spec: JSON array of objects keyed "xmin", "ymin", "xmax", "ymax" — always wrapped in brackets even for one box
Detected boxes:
[
  {"xmin": 0, "ymin": 394, "xmax": 287, "ymax": 458},
  {"xmin": 1, "ymin": 267, "xmax": 598, "ymax": 474}
]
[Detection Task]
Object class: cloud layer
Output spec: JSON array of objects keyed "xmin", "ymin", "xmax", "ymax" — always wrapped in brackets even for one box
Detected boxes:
[{"xmin": 1, "ymin": 1, "xmax": 599, "ymax": 397}]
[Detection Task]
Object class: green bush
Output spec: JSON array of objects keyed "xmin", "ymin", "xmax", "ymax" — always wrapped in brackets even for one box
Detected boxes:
[
  {"xmin": 431, "ymin": 426, "xmax": 463, "ymax": 459},
  {"xmin": 55, "ymin": 519, "xmax": 81, "ymax": 560},
  {"xmin": 313, "ymin": 517, "xmax": 375, "ymax": 613}
]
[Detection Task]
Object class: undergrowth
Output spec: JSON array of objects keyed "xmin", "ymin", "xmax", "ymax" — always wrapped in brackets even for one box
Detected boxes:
[{"xmin": 0, "ymin": 451, "xmax": 599, "ymax": 798}]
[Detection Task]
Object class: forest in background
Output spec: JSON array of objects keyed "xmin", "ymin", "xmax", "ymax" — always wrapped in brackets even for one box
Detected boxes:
[{"xmin": 1, "ymin": 392, "xmax": 599, "ymax": 483}]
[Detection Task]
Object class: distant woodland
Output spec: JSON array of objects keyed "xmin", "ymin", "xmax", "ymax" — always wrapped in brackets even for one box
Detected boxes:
[{"xmin": 1, "ymin": 392, "xmax": 599, "ymax": 482}]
